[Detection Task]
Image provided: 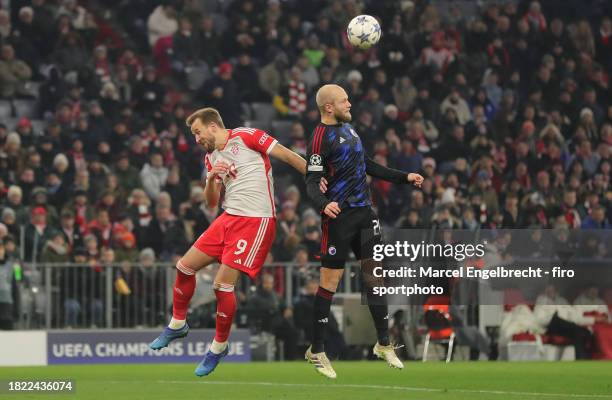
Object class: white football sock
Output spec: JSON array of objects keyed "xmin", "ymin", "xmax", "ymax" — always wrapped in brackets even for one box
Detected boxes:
[
  {"xmin": 210, "ymin": 339, "xmax": 228, "ymax": 354},
  {"xmin": 169, "ymin": 318, "xmax": 186, "ymax": 329}
]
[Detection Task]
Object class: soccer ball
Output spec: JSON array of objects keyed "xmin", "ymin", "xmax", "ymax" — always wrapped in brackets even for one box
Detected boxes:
[{"xmin": 347, "ymin": 15, "xmax": 382, "ymax": 49}]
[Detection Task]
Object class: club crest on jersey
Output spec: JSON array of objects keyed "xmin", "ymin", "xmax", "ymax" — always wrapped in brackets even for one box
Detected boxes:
[
  {"xmin": 328, "ymin": 246, "xmax": 336, "ymax": 255},
  {"xmin": 230, "ymin": 142, "xmax": 240, "ymax": 155},
  {"xmin": 310, "ymin": 154, "xmax": 322, "ymax": 166},
  {"xmin": 349, "ymin": 128, "xmax": 359, "ymax": 138}
]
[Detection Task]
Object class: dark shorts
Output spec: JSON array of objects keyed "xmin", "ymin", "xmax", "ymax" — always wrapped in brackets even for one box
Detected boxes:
[{"xmin": 320, "ymin": 206, "xmax": 382, "ymax": 269}]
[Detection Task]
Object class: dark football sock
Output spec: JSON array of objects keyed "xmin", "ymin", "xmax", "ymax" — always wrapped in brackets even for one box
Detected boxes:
[
  {"xmin": 312, "ymin": 287, "xmax": 334, "ymax": 353},
  {"xmin": 368, "ymin": 304, "xmax": 390, "ymax": 346}
]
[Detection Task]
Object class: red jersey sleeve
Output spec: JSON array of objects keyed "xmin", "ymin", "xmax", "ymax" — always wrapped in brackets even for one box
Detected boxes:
[{"xmin": 238, "ymin": 128, "xmax": 278, "ymax": 154}]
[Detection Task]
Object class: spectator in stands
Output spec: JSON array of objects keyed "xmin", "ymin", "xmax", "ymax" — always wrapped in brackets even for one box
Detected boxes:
[
  {"xmin": 59, "ymin": 209, "xmax": 83, "ymax": 252},
  {"xmin": 88, "ymin": 156, "xmax": 109, "ymax": 201},
  {"xmin": 437, "ymin": 125, "xmax": 470, "ymax": 169},
  {"xmin": 66, "ymin": 188, "xmax": 92, "ymax": 233},
  {"xmin": 41, "ymin": 230, "xmax": 70, "ymax": 263},
  {"xmin": 13, "ymin": 6, "xmax": 44, "ymax": 73},
  {"xmin": 200, "ymin": 62, "xmax": 241, "ymax": 126},
  {"xmin": 288, "ymin": 121, "xmax": 307, "ymax": 157},
  {"xmin": 140, "ymin": 152, "xmax": 168, "ymax": 202},
  {"xmin": 246, "ymin": 273, "xmax": 297, "ymax": 358},
  {"xmin": 570, "ymin": 19, "xmax": 595, "ymax": 57},
  {"xmin": 54, "ymin": 33, "xmax": 89, "ymax": 75},
  {"xmin": 24, "ymin": 207, "xmax": 51, "ymax": 262},
  {"xmin": 358, "ymin": 87, "xmax": 385, "ymax": 126},
  {"xmin": 0, "ymin": 44, "xmax": 32, "ymax": 98},
  {"xmin": 233, "ymin": 53, "xmax": 263, "ymax": 103},
  {"xmin": 581, "ymin": 205, "xmax": 611, "ymax": 229},
  {"xmin": 181, "ymin": 186, "xmax": 217, "ymax": 242},
  {"xmin": 534, "ymin": 284, "xmax": 599, "ymax": 359},
  {"xmin": 1, "ymin": 209, "xmax": 18, "ymax": 240},
  {"xmin": 283, "ymin": 67, "xmax": 307, "ymax": 117},
  {"xmin": 246, "ymin": 273, "xmax": 284, "ymax": 333},
  {"xmin": 109, "ymin": 122, "xmax": 131, "ymax": 155},
  {"xmin": 134, "ymin": 66, "xmax": 165, "ymax": 114},
  {"xmin": 172, "ymin": 17, "xmax": 202, "ymax": 72},
  {"xmin": 573, "ymin": 287, "xmax": 610, "ymax": 323},
  {"xmin": 87, "ymin": 205, "xmax": 112, "ymax": 243},
  {"xmin": 0, "ymin": 239, "xmax": 18, "ymax": 330},
  {"xmin": 259, "ymin": 52, "xmax": 289, "ymax": 100},
  {"xmin": 0, "ymin": 10, "xmax": 10, "ymax": 40},
  {"xmin": 143, "ymin": 204, "xmax": 187, "ymax": 261},
  {"xmin": 274, "ymin": 201, "xmax": 302, "ymax": 262},
  {"xmin": 595, "ymin": 17, "xmax": 612, "ymax": 70},
  {"xmin": 295, "ymin": 55, "xmax": 319, "ymax": 92},
  {"xmin": 441, "ymin": 87, "xmax": 472, "ymax": 126},
  {"xmin": 196, "ymin": 16, "xmax": 221, "ymax": 68},
  {"xmin": 146, "ymin": 2, "xmax": 178, "ymax": 48}
]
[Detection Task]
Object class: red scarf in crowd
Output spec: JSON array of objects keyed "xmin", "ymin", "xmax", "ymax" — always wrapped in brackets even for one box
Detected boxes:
[{"xmin": 288, "ymin": 80, "xmax": 306, "ymax": 115}]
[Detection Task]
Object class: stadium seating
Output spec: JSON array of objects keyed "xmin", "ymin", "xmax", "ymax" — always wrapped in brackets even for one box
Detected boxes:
[
  {"xmin": 13, "ymin": 99, "xmax": 38, "ymax": 119},
  {"xmin": 422, "ymin": 296, "xmax": 455, "ymax": 362},
  {"xmin": 270, "ymin": 120, "xmax": 294, "ymax": 145},
  {"xmin": 244, "ymin": 120, "xmax": 270, "ymax": 133},
  {"xmin": 251, "ymin": 102, "xmax": 278, "ymax": 123},
  {"xmin": 0, "ymin": 100, "xmax": 12, "ymax": 119},
  {"xmin": 501, "ymin": 290, "xmax": 576, "ymax": 361}
]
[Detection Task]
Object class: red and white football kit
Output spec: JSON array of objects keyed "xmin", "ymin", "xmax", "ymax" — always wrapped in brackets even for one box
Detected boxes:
[{"xmin": 194, "ymin": 127, "xmax": 277, "ymax": 278}]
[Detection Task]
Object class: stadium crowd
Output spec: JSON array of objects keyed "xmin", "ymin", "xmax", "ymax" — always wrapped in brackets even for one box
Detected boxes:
[{"xmin": 0, "ymin": 0, "xmax": 611, "ymax": 357}]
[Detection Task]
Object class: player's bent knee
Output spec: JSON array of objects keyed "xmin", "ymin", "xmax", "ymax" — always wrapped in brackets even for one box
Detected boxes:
[
  {"xmin": 213, "ymin": 282, "xmax": 235, "ymax": 292},
  {"xmin": 320, "ymin": 268, "xmax": 344, "ymax": 291},
  {"xmin": 176, "ymin": 259, "xmax": 196, "ymax": 275}
]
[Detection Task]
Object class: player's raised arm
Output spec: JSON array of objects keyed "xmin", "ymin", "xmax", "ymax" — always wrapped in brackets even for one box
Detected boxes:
[
  {"xmin": 365, "ymin": 156, "xmax": 423, "ymax": 187},
  {"xmin": 241, "ymin": 127, "xmax": 307, "ymax": 175},
  {"xmin": 269, "ymin": 143, "xmax": 307, "ymax": 174}
]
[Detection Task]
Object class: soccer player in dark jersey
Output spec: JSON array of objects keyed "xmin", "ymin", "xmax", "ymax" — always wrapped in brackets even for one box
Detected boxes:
[{"xmin": 304, "ymin": 84, "xmax": 423, "ymax": 378}]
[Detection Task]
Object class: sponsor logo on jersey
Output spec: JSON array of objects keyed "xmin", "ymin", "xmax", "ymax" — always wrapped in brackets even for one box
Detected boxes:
[
  {"xmin": 259, "ymin": 133, "xmax": 269, "ymax": 145},
  {"xmin": 328, "ymin": 246, "xmax": 336, "ymax": 255},
  {"xmin": 234, "ymin": 258, "xmax": 242, "ymax": 265},
  {"xmin": 317, "ymin": 318, "xmax": 328, "ymax": 323},
  {"xmin": 339, "ymin": 137, "xmax": 346, "ymax": 144}
]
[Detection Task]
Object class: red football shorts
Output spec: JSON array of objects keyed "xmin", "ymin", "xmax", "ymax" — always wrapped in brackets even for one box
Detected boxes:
[{"xmin": 193, "ymin": 212, "xmax": 276, "ymax": 279}]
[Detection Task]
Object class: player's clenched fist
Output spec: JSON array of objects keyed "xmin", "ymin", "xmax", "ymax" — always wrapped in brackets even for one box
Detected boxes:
[
  {"xmin": 407, "ymin": 173, "xmax": 424, "ymax": 187},
  {"xmin": 208, "ymin": 161, "xmax": 230, "ymax": 182},
  {"xmin": 323, "ymin": 201, "xmax": 341, "ymax": 218}
]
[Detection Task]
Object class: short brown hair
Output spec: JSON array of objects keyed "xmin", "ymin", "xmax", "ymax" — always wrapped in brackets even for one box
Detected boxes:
[{"xmin": 186, "ymin": 107, "xmax": 225, "ymax": 129}]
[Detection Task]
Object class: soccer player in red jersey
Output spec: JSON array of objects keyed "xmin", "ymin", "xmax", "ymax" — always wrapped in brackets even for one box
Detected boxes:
[{"xmin": 149, "ymin": 107, "xmax": 306, "ymax": 376}]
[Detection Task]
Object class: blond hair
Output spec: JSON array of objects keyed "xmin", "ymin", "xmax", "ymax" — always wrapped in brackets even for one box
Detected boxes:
[{"xmin": 185, "ymin": 107, "xmax": 225, "ymax": 129}]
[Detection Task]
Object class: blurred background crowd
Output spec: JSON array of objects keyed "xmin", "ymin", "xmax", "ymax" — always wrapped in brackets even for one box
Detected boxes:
[{"xmin": 0, "ymin": 0, "xmax": 611, "ymax": 358}]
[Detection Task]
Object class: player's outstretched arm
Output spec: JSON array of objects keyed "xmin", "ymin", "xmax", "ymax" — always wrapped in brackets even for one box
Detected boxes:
[
  {"xmin": 269, "ymin": 143, "xmax": 307, "ymax": 174},
  {"xmin": 204, "ymin": 161, "xmax": 228, "ymax": 207},
  {"xmin": 365, "ymin": 157, "xmax": 423, "ymax": 187}
]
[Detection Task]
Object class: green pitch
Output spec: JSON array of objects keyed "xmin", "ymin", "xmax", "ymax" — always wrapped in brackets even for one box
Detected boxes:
[{"xmin": 1, "ymin": 361, "xmax": 611, "ymax": 400}]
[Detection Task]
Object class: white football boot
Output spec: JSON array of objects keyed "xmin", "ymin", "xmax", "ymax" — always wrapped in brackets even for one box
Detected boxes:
[
  {"xmin": 373, "ymin": 342, "xmax": 404, "ymax": 369},
  {"xmin": 305, "ymin": 346, "xmax": 337, "ymax": 379}
]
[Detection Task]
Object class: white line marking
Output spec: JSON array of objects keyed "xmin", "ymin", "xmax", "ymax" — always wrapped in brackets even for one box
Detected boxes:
[
  {"xmin": 105, "ymin": 380, "xmax": 612, "ymax": 399},
  {"xmin": 245, "ymin": 218, "xmax": 267, "ymax": 267}
]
